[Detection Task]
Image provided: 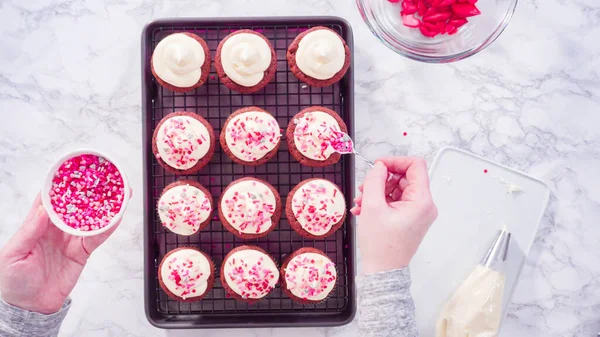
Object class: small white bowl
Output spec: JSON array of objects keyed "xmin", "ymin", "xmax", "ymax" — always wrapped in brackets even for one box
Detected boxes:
[{"xmin": 41, "ymin": 148, "xmax": 131, "ymax": 237}]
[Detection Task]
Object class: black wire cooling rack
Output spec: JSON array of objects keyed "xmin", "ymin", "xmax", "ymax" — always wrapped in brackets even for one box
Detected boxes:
[{"xmin": 141, "ymin": 17, "xmax": 355, "ymax": 329}]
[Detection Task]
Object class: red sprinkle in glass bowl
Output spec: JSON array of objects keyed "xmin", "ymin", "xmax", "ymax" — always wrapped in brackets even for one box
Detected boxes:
[
  {"xmin": 41, "ymin": 149, "xmax": 131, "ymax": 237},
  {"xmin": 356, "ymin": 0, "xmax": 518, "ymax": 63}
]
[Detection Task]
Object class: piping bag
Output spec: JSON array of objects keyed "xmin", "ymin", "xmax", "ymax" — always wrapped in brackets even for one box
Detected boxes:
[{"xmin": 436, "ymin": 226, "xmax": 511, "ymax": 337}]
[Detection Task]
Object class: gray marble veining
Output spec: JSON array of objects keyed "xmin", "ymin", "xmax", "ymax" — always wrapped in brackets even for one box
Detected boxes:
[{"xmin": 0, "ymin": 0, "xmax": 599, "ymax": 336}]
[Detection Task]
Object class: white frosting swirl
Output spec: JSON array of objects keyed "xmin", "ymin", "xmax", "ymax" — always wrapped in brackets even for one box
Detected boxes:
[
  {"xmin": 291, "ymin": 179, "xmax": 345, "ymax": 236},
  {"xmin": 152, "ymin": 33, "xmax": 206, "ymax": 88},
  {"xmin": 223, "ymin": 249, "xmax": 279, "ymax": 299},
  {"xmin": 220, "ymin": 179, "xmax": 277, "ymax": 235},
  {"xmin": 224, "ymin": 111, "xmax": 281, "ymax": 162},
  {"xmin": 293, "ymin": 111, "xmax": 342, "ymax": 161},
  {"xmin": 295, "ymin": 29, "xmax": 345, "ymax": 80},
  {"xmin": 160, "ymin": 248, "xmax": 211, "ymax": 300},
  {"xmin": 221, "ymin": 33, "xmax": 272, "ymax": 87},
  {"xmin": 156, "ymin": 115, "xmax": 211, "ymax": 170},
  {"xmin": 284, "ymin": 252, "xmax": 337, "ymax": 301},
  {"xmin": 158, "ymin": 184, "xmax": 212, "ymax": 236}
]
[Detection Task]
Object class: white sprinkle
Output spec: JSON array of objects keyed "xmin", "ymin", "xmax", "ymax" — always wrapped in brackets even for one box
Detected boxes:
[
  {"xmin": 440, "ymin": 176, "xmax": 452, "ymax": 185},
  {"xmin": 506, "ymin": 183, "xmax": 524, "ymax": 195}
]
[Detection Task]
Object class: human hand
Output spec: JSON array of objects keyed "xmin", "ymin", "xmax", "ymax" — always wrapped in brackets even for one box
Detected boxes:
[
  {"xmin": 351, "ymin": 157, "xmax": 438, "ymax": 274},
  {"xmin": 0, "ymin": 193, "xmax": 124, "ymax": 314}
]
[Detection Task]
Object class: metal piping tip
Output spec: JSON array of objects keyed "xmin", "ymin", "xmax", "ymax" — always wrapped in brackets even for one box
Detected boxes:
[{"xmin": 481, "ymin": 227, "xmax": 511, "ymax": 268}]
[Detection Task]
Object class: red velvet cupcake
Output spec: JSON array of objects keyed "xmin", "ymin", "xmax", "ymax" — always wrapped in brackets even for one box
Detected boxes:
[
  {"xmin": 218, "ymin": 177, "xmax": 281, "ymax": 239},
  {"xmin": 158, "ymin": 247, "xmax": 215, "ymax": 302},
  {"xmin": 287, "ymin": 26, "xmax": 350, "ymax": 87},
  {"xmin": 220, "ymin": 107, "xmax": 281, "ymax": 166},
  {"xmin": 220, "ymin": 245, "xmax": 279, "ymax": 302},
  {"xmin": 286, "ymin": 106, "xmax": 348, "ymax": 167},
  {"xmin": 157, "ymin": 180, "xmax": 213, "ymax": 236},
  {"xmin": 215, "ymin": 30, "xmax": 276, "ymax": 93},
  {"xmin": 280, "ymin": 247, "xmax": 337, "ymax": 304},
  {"xmin": 151, "ymin": 32, "xmax": 211, "ymax": 92},
  {"xmin": 152, "ymin": 111, "xmax": 216, "ymax": 175},
  {"xmin": 286, "ymin": 178, "xmax": 346, "ymax": 239}
]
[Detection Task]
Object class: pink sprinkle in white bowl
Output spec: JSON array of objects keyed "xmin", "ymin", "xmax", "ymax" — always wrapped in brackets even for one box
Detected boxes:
[{"xmin": 41, "ymin": 149, "xmax": 131, "ymax": 237}]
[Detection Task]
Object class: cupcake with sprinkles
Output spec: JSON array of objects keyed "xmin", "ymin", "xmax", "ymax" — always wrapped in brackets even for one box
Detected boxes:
[
  {"xmin": 215, "ymin": 30, "xmax": 277, "ymax": 93},
  {"xmin": 286, "ymin": 178, "xmax": 346, "ymax": 239},
  {"xmin": 220, "ymin": 106, "xmax": 282, "ymax": 166},
  {"xmin": 151, "ymin": 32, "xmax": 211, "ymax": 93},
  {"xmin": 219, "ymin": 177, "xmax": 281, "ymax": 239},
  {"xmin": 280, "ymin": 247, "xmax": 337, "ymax": 304},
  {"xmin": 158, "ymin": 247, "xmax": 215, "ymax": 302},
  {"xmin": 152, "ymin": 111, "xmax": 216, "ymax": 175},
  {"xmin": 286, "ymin": 106, "xmax": 348, "ymax": 167},
  {"xmin": 287, "ymin": 26, "xmax": 351, "ymax": 88},
  {"xmin": 220, "ymin": 245, "xmax": 280, "ymax": 302},
  {"xmin": 157, "ymin": 180, "xmax": 213, "ymax": 236}
]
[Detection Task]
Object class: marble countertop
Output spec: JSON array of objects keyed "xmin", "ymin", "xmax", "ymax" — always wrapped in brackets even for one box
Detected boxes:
[{"xmin": 0, "ymin": 0, "xmax": 599, "ymax": 336}]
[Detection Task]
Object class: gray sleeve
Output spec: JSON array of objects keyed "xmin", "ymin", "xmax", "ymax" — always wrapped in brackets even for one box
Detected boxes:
[
  {"xmin": 356, "ymin": 268, "xmax": 418, "ymax": 337},
  {"xmin": 0, "ymin": 298, "xmax": 71, "ymax": 337}
]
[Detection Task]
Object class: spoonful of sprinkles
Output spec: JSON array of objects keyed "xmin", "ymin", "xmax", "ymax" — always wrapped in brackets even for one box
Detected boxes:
[{"xmin": 329, "ymin": 129, "xmax": 376, "ymax": 168}]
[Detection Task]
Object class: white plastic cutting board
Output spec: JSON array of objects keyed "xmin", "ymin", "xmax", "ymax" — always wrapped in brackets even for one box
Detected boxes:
[{"xmin": 411, "ymin": 147, "xmax": 550, "ymax": 336}]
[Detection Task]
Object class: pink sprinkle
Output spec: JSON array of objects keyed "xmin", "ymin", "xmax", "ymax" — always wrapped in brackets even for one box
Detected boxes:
[
  {"xmin": 49, "ymin": 154, "xmax": 125, "ymax": 231},
  {"xmin": 403, "ymin": 132, "xmax": 408, "ymax": 136},
  {"xmin": 225, "ymin": 113, "xmax": 280, "ymax": 161},
  {"xmin": 484, "ymin": 169, "xmax": 488, "ymax": 173}
]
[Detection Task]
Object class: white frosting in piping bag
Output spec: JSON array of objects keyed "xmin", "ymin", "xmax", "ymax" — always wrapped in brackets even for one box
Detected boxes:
[
  {"xmin": 284, "ymin": 252, "xmax": 337, "ymax": 301},
  {"xmin": 152, "ymin": 33, "xmax": 206, "ymax": 87},
  {"xmin": 160, "ymin": 248, "xmax": 211, "ymax": 300},
  {"xmin": 295, "ymin": 29, "xmax": 345, "ymax": 80},
  {"xmin": 223, "ymin": 249, "xmax": 279, "ymax": 299},
  {"xmin": 221, "ymin": 33, "xmax": 272, "ymax": 87},
  {"xmin": 436, "ymin": 264, "xmax": 506, "ymax": 337}
]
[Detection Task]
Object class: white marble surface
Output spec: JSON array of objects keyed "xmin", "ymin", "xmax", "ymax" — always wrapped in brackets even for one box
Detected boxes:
[{"xmin": 0, "ymin": 0, "xmax": 599, "ymax": 336}]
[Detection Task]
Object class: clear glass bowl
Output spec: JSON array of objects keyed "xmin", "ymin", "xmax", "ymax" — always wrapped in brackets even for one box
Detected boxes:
[{"xmin": 356, "ymin": 0, "xmax": 518, "ymax": 63}]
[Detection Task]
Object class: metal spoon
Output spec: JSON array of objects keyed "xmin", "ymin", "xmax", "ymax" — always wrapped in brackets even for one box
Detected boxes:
[
  {"xmin": 329, "ymin": 129, "xmax": 399, "ymax": 187},
  {"xmin": 329, "ymin": 130, "xmax": 375, "ymax": 167}
]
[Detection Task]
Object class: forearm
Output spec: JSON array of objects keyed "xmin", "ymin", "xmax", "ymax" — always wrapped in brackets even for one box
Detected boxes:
[
  {"xmin": 357, "ymin": 268, "xmax": 418, "ymax": 337},
  {"xmin": 0, "ymin": 298, "xmax": 71, "ymax": 337}
]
